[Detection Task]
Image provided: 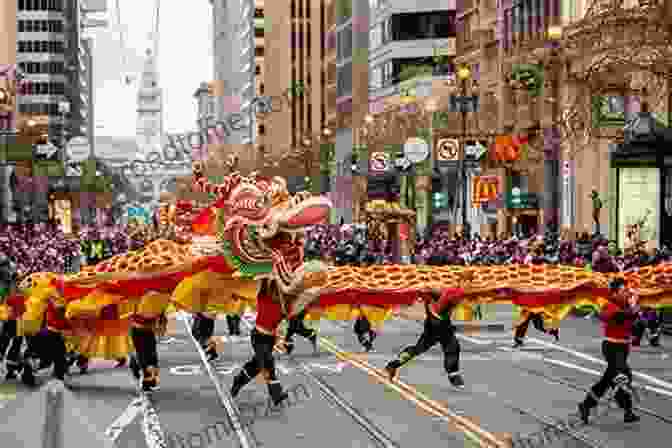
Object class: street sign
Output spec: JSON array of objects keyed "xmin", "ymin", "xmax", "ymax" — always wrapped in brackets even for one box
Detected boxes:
[
  {"xmin": 437, "ymin": 138, "xmax": 460, "ymax": 161},
  {"xmin": 464, "ymin": 140, "xmax": 488, "ymax": 160},
  {"xmin": 66, "ymin": 137, "xmax": 90, "ymax": 162},
  {"xmin": 34, "ymin": 143, "xmax": 59, "ymax": 159},
  {"xmin": 404, "ymin": 137, "xmax": 429, "ymax": 163}
]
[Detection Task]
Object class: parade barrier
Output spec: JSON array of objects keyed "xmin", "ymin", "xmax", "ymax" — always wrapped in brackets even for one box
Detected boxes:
[{"xmin": 0, "ymin": 380, "xmax": 115, "ymax": 448}]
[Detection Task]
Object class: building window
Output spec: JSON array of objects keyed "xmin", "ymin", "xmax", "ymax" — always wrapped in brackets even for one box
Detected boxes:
[
  {"xmin": 254, "ymin": 8, "xmax": 264, "ymax": 18},
  {"xmin": 258, "ymin": 125, "xmax": 265, "ymax": 135},
  {"xmin": 255, "ymin": 27, "xmax": 264, "ymax": 38},
  {"xmin": 259, "ymin": 83, "xmax": 264, "ymax": 95},
  {"xmin": 255, "ymin": 46, "xmax": 264, "ymax": 57},
  {"xmin": 388, "ymin": 11, "xmax": 455, "ymax": 40},
  {"xmin": 337, "ymin": 26, "xmax": 352, "ymax": 62},
  {"xmin": 256, "ymin": 65, "xmax": 261, "ymax": 75},
  {"xmin": 370, "ymin": 23, "xmax": 382, "ymax": 49},
  {"xmin": 336, "ymin": 61, "xmax": 352, "ymax": 97}
]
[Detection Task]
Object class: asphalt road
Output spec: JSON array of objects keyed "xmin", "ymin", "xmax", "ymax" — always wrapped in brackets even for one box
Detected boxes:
[{"xmin": 1, "ymin": 310, "xmax": 671, "ymax": 448}]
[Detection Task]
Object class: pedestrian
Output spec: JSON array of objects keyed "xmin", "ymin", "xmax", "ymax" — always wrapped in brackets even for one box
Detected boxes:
[
  {"xmin": 192, "ymin": 312, "xmax": 218, "ymax": 361},
  {"xmin": 512, "ymin": 308, "xmax": 559, "ymax": 348},
  {"xmin": 230, "ymin": 279, "xmax": 290, "ymax": 406},
  {"xmin": 283, "ymin": 308, "xmax": 317, "ymax": 355},
  {"xmin": 353, "ymin": 307, "xmax": 376, "ymax": 352},
  {"xmin": 128, "ymin": 312, "xmax": 166, "ymax": 392},
  {"xmin": 384, "ymin": 268, "xmax": 481, "ymax": 388},
  {"xmin": 578, "ymin": 278, "xmax": 640, "ymax": 424},
  {"xmin": 226, "ymin": 313, "xmax": 242, "ymax": 336},
  {"xmin": 473, "ymin": 304, "xmax": 483, "ymax": 320},
  {"xmin": 632, "ymin": 307, "xmax": 661, "ymax": 347}
]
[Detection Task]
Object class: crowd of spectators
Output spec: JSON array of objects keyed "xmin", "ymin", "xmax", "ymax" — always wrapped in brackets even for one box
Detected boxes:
[{"xmin": 304, "ymin": 224, "xmax": 672, "ymax": 272}]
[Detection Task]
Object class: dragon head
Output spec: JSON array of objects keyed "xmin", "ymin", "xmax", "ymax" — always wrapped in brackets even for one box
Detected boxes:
[{"xmin": 192, "ymin": 162, "xmax": 332, "ymax": 293}]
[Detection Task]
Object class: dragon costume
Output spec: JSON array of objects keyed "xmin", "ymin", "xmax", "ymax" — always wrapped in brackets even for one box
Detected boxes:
[{"xmin": 5, "ymin": 162, "xmax": 672, "ymax": 387}]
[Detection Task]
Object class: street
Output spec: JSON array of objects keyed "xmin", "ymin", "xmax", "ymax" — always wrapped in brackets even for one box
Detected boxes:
[{"xmin": 1, "ymin": 311, "xmax": 671, "ymax": 448}]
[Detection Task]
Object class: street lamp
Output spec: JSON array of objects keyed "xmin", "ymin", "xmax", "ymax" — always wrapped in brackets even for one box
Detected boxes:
[
  {"xmin": 545, "ymin": 24, "xmax": 563, "ymax": 234},
  {"xmin": 457, "ymin": 65, "xmax": 471, "ymax": 238}
]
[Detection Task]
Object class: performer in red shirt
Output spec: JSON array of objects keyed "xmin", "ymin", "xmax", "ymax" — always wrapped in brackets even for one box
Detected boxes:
[
  {"xmin": 383, "ymin": 269, "xmax": 482, "ymax": 388},
  {"xmin": 230, "ymin": 279, "xmax": 289, "ymax": 406},
  {"xmin": 0, "ymin": 292, "xmax": 31, "ymax": 383},
  {"xmin": 578, "ymin": 277, "xmax": 640, "ymax": 424}
]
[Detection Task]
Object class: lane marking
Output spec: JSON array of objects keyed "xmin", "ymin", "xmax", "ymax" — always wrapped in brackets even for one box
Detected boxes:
[
  {"xmin": 541, "ymin": 357, "xmax": 672, "ymax": 399},
  {"xmin": 104, "ymin": 398, "xmax": 143, "ymax": 442},
  {"xmin": 457, "ymin": 334, "xmax": 493, "ymax": 345},
  {"xmin": 528, "ymin": 337, "xmax": 672, "ymax": 392}
]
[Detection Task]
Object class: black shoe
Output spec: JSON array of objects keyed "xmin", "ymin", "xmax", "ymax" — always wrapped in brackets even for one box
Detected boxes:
[
  {"xmin": 284, "ymin": 341, "xmax": 294, "ymax": 355},
  {"xmin": 5, "ymin": 370, "xmax": 17, "ymax": 380},
  {"xmin": 578, "ymin": 402, "xmax": 590, "ymax": 424},
  {"xmin": 384, "ymin": 361, "xmax": 400, "ymax": 381},
  {"xmin": 449, "ymin": 374, "xmax": 465, "ymax": 388},
  {"xmin": 206, "ymin": 347, "xmax": 218, "ymax": 361},
  {"xmin": 21, "ymin": 367, "xmax": 36, "ymax": 387},
  {"xmin": 268, "ymin": 381, "xmax": 289, "ymax": 406},
  {"xmin": 129, "ymin": 356, "xmax": 141, "ymax": 380},
  {"xmin": 230, "ymin": 370, "xmax": 252, "ymax": 398},
  {"xmin": 364, "ymin": 342, "xmax": 373, "ymax": 352},
  {"xmin": 513, "ymin": 339, "xmax": 524, "ymax": 348},
  {"xmin": 309, "ymin": 335, "xmax": 318, "ymax": 354},
  {"xmin": 142, "ymin": 379, "xmax": 159, "ymax": 392},
  {"xmin": 115, "ymin": 358, "xmax": 127, "ymax": 368},
  {"xmin": 650, "ymin": 335, "xmax": 660, "ymax": 347},
  {"xmin": 548, "ymin": 329, "xmax": 559, "ymax": 342},
  {"xmin": 624, "ymin": 411, "xmax": 640, "ymax": 423},
  {"xmin": 141, "ymin": 367, "xmax": 160, "ymax": 392}
]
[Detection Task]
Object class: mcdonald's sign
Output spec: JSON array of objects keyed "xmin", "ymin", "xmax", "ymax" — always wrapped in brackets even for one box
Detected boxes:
[{"xmin": 472, "ymin": 176, "xmax": 501, "ymax": 205}]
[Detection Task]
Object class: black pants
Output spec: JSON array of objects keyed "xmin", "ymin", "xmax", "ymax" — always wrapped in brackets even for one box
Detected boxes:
[
  {"xmin": 39, "ymin": 330, "xmax": 67, "ymax": 379},
  {"xmin": 514, "ymin": 312, "xmax": 545, "ymax": 341},
  {"xmin": 588, "ymin": 341, "xmax": 634, "ymax": 411},
  {"xmin": 0, "ymin": 320, "xmax": 21, "ymax": 362},
  {"xmin": 192, "ymin": 315, "xmax": 215, "ymax": 348},
  {"xmin": 131, "ymin": 327, "xmax": 158, "ymax": 369},
  {"xmin": 394, "ymin": 315, "xmax": 460, "ymax": 375},
  {"xmin": 632, "ymin": 315, "xmax": 661, "ymax": 342},
  {"xmin": 240, "ymin": 329, "xmax": 278, "ymax": 381},
  {"xmin": 286, "ymin": 310, "xmax": 315, "ymax": 342}
]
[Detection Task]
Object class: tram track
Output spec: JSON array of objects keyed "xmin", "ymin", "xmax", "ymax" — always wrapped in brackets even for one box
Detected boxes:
[
  {"xmin": 182, "ymin": 314, "xmax": 259, "ymax": 448},
  {"xmin": 326, "ymin": 318, "xmax": 609, "ymax": 448},
  {"xmin": 240, "ymin": 316, "xmax": 401, "ymax": 448},
  {"xmin": 318, "ymin": 319, "xmax": 508, "ymax": 447}
]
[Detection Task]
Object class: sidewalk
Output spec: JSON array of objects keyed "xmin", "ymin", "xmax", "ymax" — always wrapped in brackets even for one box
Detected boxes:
[{"xmin": 395, "ymin": 303, "xmax": 515, "ymax": 332}]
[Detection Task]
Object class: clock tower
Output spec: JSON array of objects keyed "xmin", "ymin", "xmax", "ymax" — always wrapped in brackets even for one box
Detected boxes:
[{"xmin": 135, "ymin": 48, "xmax": 163, "ymax": 158}]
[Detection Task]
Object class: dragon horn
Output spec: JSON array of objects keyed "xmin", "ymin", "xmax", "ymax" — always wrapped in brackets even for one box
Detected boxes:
[{"xmin": 192, "ymin": 162, "xmax": 242, "ymax": 202}]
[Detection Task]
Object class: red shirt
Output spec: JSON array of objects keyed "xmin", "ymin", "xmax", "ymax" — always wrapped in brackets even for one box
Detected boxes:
[
  {"xmin": 46, "ymin": 301, "xmax": 71, "ymax": 332},
  {"xmin": 5, "ymin": 294, "xmax": 26, "ymax": 319},
  {"xmin": 430, "ymin": 288, "xmax": 465, "ymax": 318},
  {"xmin": 255, "ymin": 293, "xmax": 284, "ymax": 334},
  {"xmin": 600, "ymin": 302, "xmax": 637, "ymax": 341}
]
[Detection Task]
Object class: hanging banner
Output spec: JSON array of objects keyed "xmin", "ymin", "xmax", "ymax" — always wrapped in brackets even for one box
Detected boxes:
[
  {"xmin": 472, "ymin": 176, "xmax": 501, "ymax": 206},
  {"xmin": 399, "ymin": 223, "xmax": 409, "ymax": 241},
  {"xmin": 491, "ymin": 135, "xmax": 529, "ymax": 162}
]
